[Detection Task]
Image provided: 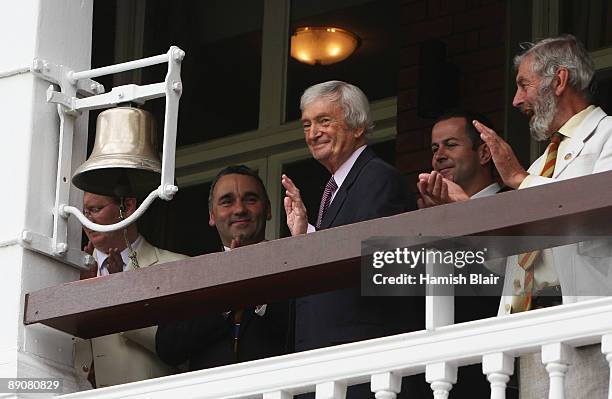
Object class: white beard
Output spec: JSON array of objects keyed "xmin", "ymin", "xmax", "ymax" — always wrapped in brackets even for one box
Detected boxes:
[{"xmin": 529, "ymin": 82, "xmax": 558, "ymax": 141}]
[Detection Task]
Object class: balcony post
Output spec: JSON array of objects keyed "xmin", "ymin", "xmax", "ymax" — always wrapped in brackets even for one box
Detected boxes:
[
  {"xmin": 600, "ymin": 334, "xmax": 612, "ymax": 399},
  {"xmin": 0, "ymin": 0, "xmax": 92, "ymax": 393},
  {"xmin": 483, "ymin": 352, "xmax": 515, "ymax": 399},
  {"xmin": 371, "ymin": 371, "xmax": 402, "ymax": 399},
  {"xmin": 263, "ymin": 391, "xmax": 293, "ymax": 399},
  {"xmin": 542, "ymin": 342, "xmax": 572, "ymax": 399},
  {"xmin": 315, "ymin": 381, "xmax": 347, "ymax": 399},
  {"xmin": 426, "ymin": 362, "xmax": 457, "ymax": 399}
]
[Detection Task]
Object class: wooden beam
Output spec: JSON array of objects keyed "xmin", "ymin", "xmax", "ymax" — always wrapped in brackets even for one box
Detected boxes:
[{"xmin": 24, "ymin": 171, "xmax": 612, "ymax": 338}]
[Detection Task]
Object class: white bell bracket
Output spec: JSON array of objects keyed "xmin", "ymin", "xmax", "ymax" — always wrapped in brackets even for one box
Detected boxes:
[{"xmin": 21, "ymin": 46, "xmax": 185, "ymax": 269}]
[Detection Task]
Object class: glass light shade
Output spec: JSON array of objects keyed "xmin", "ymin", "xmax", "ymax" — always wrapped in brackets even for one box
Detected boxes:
[{"xmin": 290, "ymin": 27, "xmax": 359, "ymax": 65}]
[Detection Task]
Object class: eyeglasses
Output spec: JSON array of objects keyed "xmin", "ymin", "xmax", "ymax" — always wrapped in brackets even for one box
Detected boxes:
[{"xmin": 83, "ymin": 202, "xmax": 115, "ymax": 220}]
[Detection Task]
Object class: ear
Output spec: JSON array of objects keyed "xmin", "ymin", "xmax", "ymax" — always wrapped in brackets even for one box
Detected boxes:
[
  {"xmin": 553, "ymin": 67, "xmax": 569, "ymax": 96},
  {"xmin": 123, "ymin": 197, "xmax": 138, "ymax": 216},
  {"xmin": 266, "ymin": 202, "xmax": 272, "ymax": 221},
  {"xmin": 478, "ymin": 143, "xmax": 492, "ymax": 166},
  {"xmin": 208, "ymin": 211, "xmax": 216, "ymax": 227},
  {"xmin": 353, "ymin": 126, "xmax": 366, "ymax": 140}
]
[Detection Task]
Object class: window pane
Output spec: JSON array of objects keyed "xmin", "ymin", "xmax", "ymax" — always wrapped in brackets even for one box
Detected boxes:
[
  {"xmin": 285, "ymin": 0, "xmax": 399, "ymax": 122},
  {"xmin": 560, "ymin": 0, "xmax": 612, "ymax": 51},
  {"xmin": 138, "ymin": 181, "xmax": 221, "ymax": 256},
  {"xmin": 594, "ymin": 67, "xmax": 612, "ymax": 115},
  {"xmin": 141, "ymin": 0, "xmax": 263, "ymax": 145}
]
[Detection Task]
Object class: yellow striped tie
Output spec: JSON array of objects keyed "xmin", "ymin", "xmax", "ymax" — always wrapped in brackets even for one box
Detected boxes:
[{"xmin": 512, "ymin": 132, "xmax": 563, "ymax": 313}]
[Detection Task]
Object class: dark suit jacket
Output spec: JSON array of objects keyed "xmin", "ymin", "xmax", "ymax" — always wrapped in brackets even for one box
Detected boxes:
[
  {"xmin": 317, "ymin": 146, "xmax": 412, "ymax": 230},
  {"xmin": 156, "ymin": 303, "xmax": 293, "ymax": 370},
  {"xmin": 296, "ymin": 147, "xmax": 425, "ymax": 398},
  {"xmin": 295, "ymin": 146, "xmax": 417, "ymax": 352}
]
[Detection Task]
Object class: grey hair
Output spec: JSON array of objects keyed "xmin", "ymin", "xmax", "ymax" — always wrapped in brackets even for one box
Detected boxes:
[
  {"xmin": 514, "ymin": 34, "xmax": 595, "ymax": 100},
  {"xmin": 300, "ymin": 80, "xmax": 374, "ymax": 134}
]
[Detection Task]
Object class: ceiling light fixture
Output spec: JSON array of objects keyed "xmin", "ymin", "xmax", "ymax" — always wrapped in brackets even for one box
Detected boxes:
[{"xmin": 290, "ymin": 27, "xmax": 359, "ymax": 66}]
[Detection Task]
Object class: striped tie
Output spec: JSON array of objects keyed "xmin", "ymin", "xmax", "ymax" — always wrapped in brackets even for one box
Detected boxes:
[
  {"xmin": 316, "ymin": 176, "xmax": 338, "ymax": 229},
  {"xmin": 512, "ymin": 132, "xmax": 563, "ymax": 313}
]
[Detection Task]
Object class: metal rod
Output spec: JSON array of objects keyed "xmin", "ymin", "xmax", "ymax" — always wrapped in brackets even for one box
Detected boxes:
[
  {"xmin": 74, "ymin": 82, "xmax": 165, "ymax": 112},
  {"xmin": 61, "ymin": 189, "xmax": 159, "ymax": 233},
  {"xmin": 0, "ymin": 66, "xmax": 30, "ymax": 79},
  {"xmin": 71, "ymin": 53, "xmax": 168, "ymax": 81}
]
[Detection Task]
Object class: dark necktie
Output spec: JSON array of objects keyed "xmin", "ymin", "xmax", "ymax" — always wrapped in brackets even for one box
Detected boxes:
[{"xmin": 316, "ymin": 176, "xmax": 338, "ymax": 229}]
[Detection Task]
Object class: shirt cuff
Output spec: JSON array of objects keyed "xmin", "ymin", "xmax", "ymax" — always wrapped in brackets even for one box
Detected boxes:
[
  {"xmin": 307, "ymin": 223, "xmax": 316, "ymax": 234},
  {"xmin": 518, "ymin": 174, "xmax": 535, "ymax": 189}
]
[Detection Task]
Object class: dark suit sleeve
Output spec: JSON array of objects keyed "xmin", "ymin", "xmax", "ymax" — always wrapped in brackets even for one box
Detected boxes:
[{"xmin": 155, "ymin": 315, "xmax": 229, "ymax": 367}]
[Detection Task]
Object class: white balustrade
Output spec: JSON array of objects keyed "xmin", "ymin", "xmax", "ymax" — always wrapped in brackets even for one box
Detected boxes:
[
  {"xmin": 482, "ymin": 352, "xmax": 514, "ymax": 399},
  {"xmin": 55, "ymin": 298, "xmax": 612, "ymax": 399},
  {"xmin": 316, "ymin": 381, "xmax": 347, "ymax": 399},
  {"xmin": 371, "ymin": 372, "xmax": 402, "ymax": 399},
  {"xmin": 426, "ymin": 362, "xmax": 457, "ymax": 399},
  {"xmin": 263, "ymin": 391, "xmax": 293, "ymax": 399},
  {"xmin": 601, "ymin": 334, "xmax": 612, "ymax": 399},
  {"xmin": 542, "ymin": 343, "xmax": 572, "ymax": 399}
]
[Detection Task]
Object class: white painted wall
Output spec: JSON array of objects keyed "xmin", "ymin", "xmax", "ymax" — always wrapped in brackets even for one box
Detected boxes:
[{"xmin": 0, "ymin": 0, "xmax": 93, "ymax": 394}]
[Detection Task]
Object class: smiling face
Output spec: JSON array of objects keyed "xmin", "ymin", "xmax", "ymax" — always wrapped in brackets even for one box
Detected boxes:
[
  {"xmin": 512, "ymin": 55, "xmax": 558, "ymax": 140},
  {"xmin": 431, "ymin": 117, "xmax": 486, "ymax": 190},
  {"xmin": 208, "ymin": 173, "xmax": 271, "ymax": 247},
  {"xmin": 301, "ymin": 98, "xmax": 366, "ymax": 173}
]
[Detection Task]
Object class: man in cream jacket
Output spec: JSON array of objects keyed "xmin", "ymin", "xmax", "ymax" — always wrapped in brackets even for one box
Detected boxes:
[{"xmin": 74, "ymin": 192, "xmax": 187, "ymax": 388}]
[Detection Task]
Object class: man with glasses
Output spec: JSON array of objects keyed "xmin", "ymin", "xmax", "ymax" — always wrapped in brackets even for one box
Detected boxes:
[
  {"xmin": 80, "ymin": 192, "xmax": 185, "ymax": 276},
  {"xmin": 75, "ymin": 191, "xmax": 187, "ymax": 388}
]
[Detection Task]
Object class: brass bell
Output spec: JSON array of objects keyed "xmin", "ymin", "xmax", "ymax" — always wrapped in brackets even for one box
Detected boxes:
[{"xmin": 72, "ymin": 107, "xmax": 161, "ymax": 197}]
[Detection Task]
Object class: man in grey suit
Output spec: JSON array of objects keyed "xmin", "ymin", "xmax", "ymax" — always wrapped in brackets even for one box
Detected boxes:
[
  {"xmin": 417, "ymin": 110, "xmax": 500, "ymax": 207},
  {"xmin": 471, "ymin": 35, "xmax": 612, "ymax": 399}
]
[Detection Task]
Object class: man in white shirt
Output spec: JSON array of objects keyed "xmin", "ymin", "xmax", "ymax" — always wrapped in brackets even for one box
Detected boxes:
[
  {"xmin": 471, "ymin": 34, "xmax": 612, "ymax": 399},
  {"xmin": 75, "ymin": 192, "xmax": 187, "ymax": 388},
  {"xmin": 417, "ymin": 110, "xmax": 500, "ymax": 207},
  {"xmin": 417, "ymin": 110, "xmax": 511, "ymax": 398}
]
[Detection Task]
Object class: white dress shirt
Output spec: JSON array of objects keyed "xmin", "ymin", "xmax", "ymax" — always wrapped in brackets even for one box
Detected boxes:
[
  {"xmin": 470, "ymin": 182, "xmax": 501, "ymax": 199},
  {"xmin": 307, "ymin": 145, "xmax": 368, "ymax": 233},
  {"xmin": 95, "ymin": 235, "xmax": 143, "ymax": 276}
]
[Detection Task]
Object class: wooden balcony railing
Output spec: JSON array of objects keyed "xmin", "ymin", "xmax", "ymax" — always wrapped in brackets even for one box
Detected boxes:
[{"xmin": 24, "ymin": 170, "xmax": 612, "ymax": 339}]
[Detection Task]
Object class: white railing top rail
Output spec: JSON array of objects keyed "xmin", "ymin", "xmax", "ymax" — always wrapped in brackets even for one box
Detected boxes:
[{"xmin": 58, "ymin": 296, "xmax": 612, "ymax": 399}]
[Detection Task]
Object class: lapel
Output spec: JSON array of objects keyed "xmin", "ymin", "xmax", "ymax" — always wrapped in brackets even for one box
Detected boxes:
[
  {"xmin": 319, "ymin": 147, "xmax": 375, "ymax": 230},
  {"xmin": 126, "ymin": 238, "xmax": 158, "ymax": 270},
  {"xmin": 554, "ymin": 107, "xmax": 606, "ymax": 177}
]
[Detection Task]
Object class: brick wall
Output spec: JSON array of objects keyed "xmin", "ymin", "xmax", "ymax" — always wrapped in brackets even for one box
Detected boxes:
[{"xmin": 396, "ymin": 0, "xmax": 507, "ymax": 189}]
